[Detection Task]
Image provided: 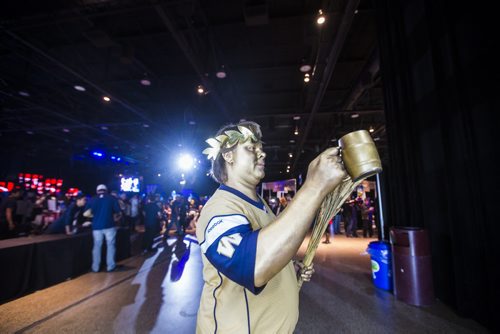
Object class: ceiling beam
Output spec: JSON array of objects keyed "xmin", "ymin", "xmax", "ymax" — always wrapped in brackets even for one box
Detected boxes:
[
  {"xmin": 292, "ymin": 0, "xmax": 361, "ymax": 171},
  {"xmin": 1, "ymin": 28, "xmax": 154, "ymax": 124},
  {"xmin": 153, "ymin": 3, "xmax": 231, "ymax": 120}
]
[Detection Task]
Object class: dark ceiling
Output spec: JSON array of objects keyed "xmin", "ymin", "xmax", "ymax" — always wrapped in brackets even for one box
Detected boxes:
[{"xmin": 0, "ymin": 0, "xmax": 386, "ymax": 194}]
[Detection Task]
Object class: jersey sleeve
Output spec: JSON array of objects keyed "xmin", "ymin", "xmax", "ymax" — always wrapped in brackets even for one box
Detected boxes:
[{"xmin": 199, "ymin": 214, "xmax": 265, "ymax": 294}]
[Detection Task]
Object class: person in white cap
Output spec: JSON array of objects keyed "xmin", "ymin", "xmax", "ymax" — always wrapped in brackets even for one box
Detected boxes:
[{"xmin": 85, "ymin": 184, "xmax": 122, "ymax": 272}]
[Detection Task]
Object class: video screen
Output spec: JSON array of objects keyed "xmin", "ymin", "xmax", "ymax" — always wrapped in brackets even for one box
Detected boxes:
[{"xmin": 120, "ymin": 177, "xmax": 140, "ymax": 193}]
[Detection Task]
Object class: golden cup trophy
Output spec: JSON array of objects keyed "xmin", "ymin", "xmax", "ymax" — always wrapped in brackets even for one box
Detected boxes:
[{"xmin": 298, "ymin": 130, "xmax": 382, "ymax": 287}]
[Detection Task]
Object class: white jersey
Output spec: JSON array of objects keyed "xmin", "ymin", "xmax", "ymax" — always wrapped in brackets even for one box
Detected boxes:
[{"xmin": 196, "ymin": 184, "xmax": 299, "ymax": 333}]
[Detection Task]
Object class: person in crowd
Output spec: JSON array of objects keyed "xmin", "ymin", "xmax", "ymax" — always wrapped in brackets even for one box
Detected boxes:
[
  {"xmin": 142, "ymin": 194, "xmax": 162, "ymax": 254},
  {"xmin": 85, "ymin": 184, "xmax": 122, "ymax": 272},
  {"xmin": 118, "ymin": 192, "xmax": 131, "ymax": 229},
  {"xmin": 0, "ymin": 189, "xmax": 22, "ymax": 239},
  {"xmin": 178, "ymin": 195, "xmax": 188, "ymax": 236},
  {"xmin": 168, "ymin": 195, "xmax": 182, "ymax": 235},
  {"xmin": 343, "ymin": 199, "xmax": 359, "ymax": 238},
  {"xmin": 333, "ymin": 209, "xmax": 342, "ymax": 235},
  {"xmin": 322, "ymin": 218, "xmax": 333, "ymax": 244},
  {"xmin": 184, "ymin": 207, "xmax": 200, "ymax": 235},
  {"xmin": 355, "ymin": 197, "xmax": 363, "ymax": 231},
  {"xmin": 196, "ymin": 121, "xmax": 346, "ymax": 332},
  {"xmin": 361, "ymin": 197, "xmax": 374, "ymax": 238},
  {"xmin": 275, "ymin": 196, "xmax": 288, "ymax": 215},
  {"xmin": 129, "ymin": 194, "xmax": 140, "ymax": 232},
  {"xmin": 16, "ymin": 191, "xmax": 35, "ymax": 234},
  {"xmin": 267, "ymin": 197, "xmax": 279, "ymax": 215},
  {"xmin": 45, "ymin": 193, "xmax": 89, "ymax": 235}
]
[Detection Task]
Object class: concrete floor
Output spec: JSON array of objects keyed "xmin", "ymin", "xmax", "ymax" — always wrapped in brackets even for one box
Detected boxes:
[{"xmin": 0, "ymin": 232, "xmax": 488, "ymax": 334}]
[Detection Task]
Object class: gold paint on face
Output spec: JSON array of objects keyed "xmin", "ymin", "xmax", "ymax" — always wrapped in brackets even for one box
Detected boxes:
[{"xmin": 230, "ymin": 141, "xmax": 266, "ymax": 185}]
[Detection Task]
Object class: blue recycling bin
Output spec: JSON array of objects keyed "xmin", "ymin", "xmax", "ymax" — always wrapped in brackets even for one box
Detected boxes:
[{"xmin": 367, "ymin": 241, "xmax": 392, "ymax": 291}]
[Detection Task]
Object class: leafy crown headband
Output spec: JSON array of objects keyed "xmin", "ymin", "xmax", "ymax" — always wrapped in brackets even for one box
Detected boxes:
[{"xmin": 202, "ymin": 125, "xmax": 258, "ymax": 161}]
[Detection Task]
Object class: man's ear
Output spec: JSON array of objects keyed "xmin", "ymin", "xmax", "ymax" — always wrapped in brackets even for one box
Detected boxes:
[{"xmin": 222, "ymin": 151, "xmax": 234, "ymax": 164}]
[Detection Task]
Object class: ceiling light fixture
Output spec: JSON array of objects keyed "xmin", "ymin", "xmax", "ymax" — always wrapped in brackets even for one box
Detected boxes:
[
  {"xmin": 351, "ymin": 113, "xmax": 359, "ymax": 118},
  {"xmin": 74, "ymin": 85, "xmax": 86, "ymax": 92},
  {"xmin": 143, "ymin": 124, "xmax": 150, "ymax": 128},
  {"xmin": 18, "ymin": 91, "xmax": 30, "ymax": 97},
  {"xmin": 369, "ymin": 126, "xmax": 374, "ymax": 133},
  {"xmin": 63, "ymin": 128, "xmax": 70, "ymax": 133},
  {"xmin": 288, "ymin": 153, "xmax": 293, "ymax": 158},
  {"xmin": 317, "ymin": 9, "xmax": 326, "ymax": 25},
  {"xmin": 300, "ymin": 64, "xmax": 312, "ymax": 73},
  {"xmin": 293, "ymin": 116, "xmax": 301, "ymax": 120},
  {"xmin": 102, "ymin": 96, "xmax": 111, "ymax": 102},
  {"xmin": 197, "ymin": 85, "xmax": 205, "ymax": 95},
  {"xmin": 294, "ymin": 126, "xmax": 299, "ymax": 135},
  {"xmin": 216, "ymin": 65, "xmax": 227, "ymax": 79},
  {"xmin": 140, "ymin": 79, "xmax": 151, "ymax": 86},
  {"xmin": 304, "ymin": 73, "xmax": 310, "ymax": 83}
]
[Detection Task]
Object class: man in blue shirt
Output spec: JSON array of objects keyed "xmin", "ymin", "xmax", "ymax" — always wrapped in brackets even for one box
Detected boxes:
[{"xmin": 85, "ymin": 184, "xmax": 122, "ymax": 272}]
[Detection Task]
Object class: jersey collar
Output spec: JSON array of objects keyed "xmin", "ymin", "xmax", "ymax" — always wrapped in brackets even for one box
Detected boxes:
[{"xmin": 219, "ymin": 184, "xmax": 266, "ymax": 212}]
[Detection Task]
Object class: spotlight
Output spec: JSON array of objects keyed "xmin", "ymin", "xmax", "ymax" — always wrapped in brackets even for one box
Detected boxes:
[
  {"xmin": 63, "ymin": 128, "xmax": 70, "ymax": 133},
  {"xmin": 143, "ymin": 124, "xmax": 150, "ymax": 128},
  {"xmin": 288, "ymin": 153, "xmax": 293, "ymax": 158},
  {"xmin": 369, "ymin": 126, "xmax": 374, "ymax": 133},
  {"xmin": 140, "ymin": 79, "xmax": 151, "ymax": 86},
  {"xmin": 18, "ymin": 91, "xmax": 30, "ymax": 97},
  {"xmin": 351, "ymin": 113, "xmax": 359, "ymax": 119},
  {"xmin": 294, "ymin": 126, "xmax": 299, "ymax": 135},
  {"xmin": 304, "ymin": 73, "xmax": 310, "ymax": 83},
  {"xmin": 197, "ymin": 85, "xmax": 205, "ymax": 94},
  {"xmin": 102, "ymin": 96, "xmax": 111, "ymax": 102},
  {"xmin": 317, "ymin": 10, "xmax": 326, "ymax": 25},
  {"xmin": 178, "ymin": 153, "xmax": 196, "ymax": 170}
]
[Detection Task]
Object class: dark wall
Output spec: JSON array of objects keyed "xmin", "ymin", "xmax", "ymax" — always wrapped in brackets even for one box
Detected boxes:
[{"xmin": 376, "ymin": 0, "xmax": 497, "ymax": 330}]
